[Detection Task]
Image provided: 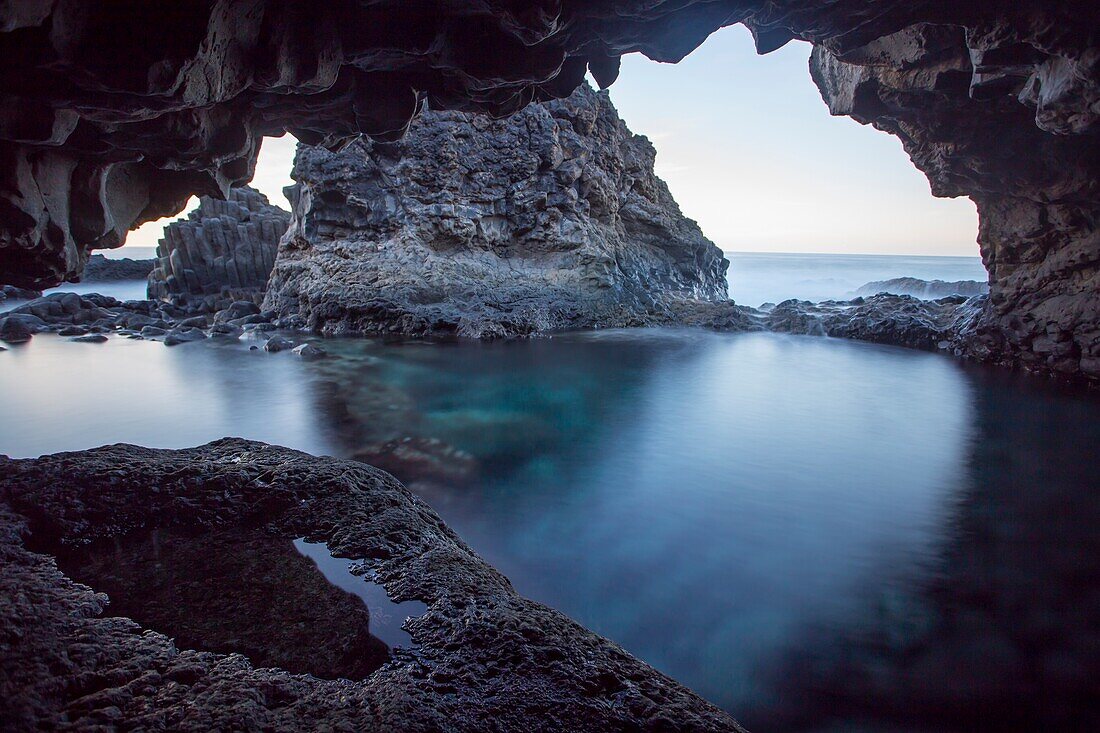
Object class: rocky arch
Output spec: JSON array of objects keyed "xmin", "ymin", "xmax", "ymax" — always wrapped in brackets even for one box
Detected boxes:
[{"xmin": 0, "ymin": 1, "xmax": 1097, "ymax": 378}]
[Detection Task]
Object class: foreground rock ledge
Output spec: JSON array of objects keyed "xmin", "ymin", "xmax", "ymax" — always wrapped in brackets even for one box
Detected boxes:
[{"xmin": 0, "ymin": 439, "xmax": 744, "ymax": 733}]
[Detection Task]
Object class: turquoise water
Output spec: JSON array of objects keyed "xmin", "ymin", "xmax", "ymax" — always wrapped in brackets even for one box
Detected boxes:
[{"xmin": 2, "ymin": 323, "xmax": 1097, "ymax": 731}]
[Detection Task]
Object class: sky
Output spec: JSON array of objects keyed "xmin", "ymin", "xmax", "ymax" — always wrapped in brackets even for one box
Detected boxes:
[{"xmin": 126, "ymin": 25, "xmax": 979, "ymax": 257}]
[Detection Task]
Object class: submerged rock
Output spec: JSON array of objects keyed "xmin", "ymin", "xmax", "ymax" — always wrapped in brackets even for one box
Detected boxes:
[
  {"xmin": 264, "ymin": 335, "xmax": 294, "ymax": 353},
  {"xmin": 264, "ymin": 84, "xmax": 731, "ymax": 338},
  {"xmin": 0, "ymin": 439, "xmax": 744, "ymax": 732},
  {"xmin": 292, "ymin": 342, "xmax": 326, "ymax": 360}
]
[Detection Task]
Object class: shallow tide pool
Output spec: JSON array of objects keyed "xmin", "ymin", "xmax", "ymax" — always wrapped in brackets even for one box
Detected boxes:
[{"xmin": 2, "ymin": 326, "xmax": 1097, "ymax": 731}]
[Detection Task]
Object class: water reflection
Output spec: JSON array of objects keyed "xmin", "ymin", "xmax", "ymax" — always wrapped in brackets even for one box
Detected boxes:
[
  {"xmin": 294, "ymin": 538, "xmax": 427, "ymax": 648},
  {"xmin": 750, "ymin": 371, "xmax": 1100, "ymax": 731},
  {"xmin": 3, "ymin": 328, "xmax": 1099, "ymax": 729},
  {"xmin": 56, "ymin": 528, "xmax": 392, "ymax": 679}
]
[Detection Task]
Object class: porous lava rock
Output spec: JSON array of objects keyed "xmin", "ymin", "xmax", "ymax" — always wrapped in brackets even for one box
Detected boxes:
[
  {"xmin": 0, "ymin": 1, "xmax": 1095, "ymax": 377},
  {"xmin": 0, "ymin": 439, "xmax": 745, "ymax": 733},
  {"xmin": 148, "ymin": 187, "xmax": 289, "ymax": 307},
  {"xmin": 264, "ymin": 84, "xmax": 729, "ymax": 338}
]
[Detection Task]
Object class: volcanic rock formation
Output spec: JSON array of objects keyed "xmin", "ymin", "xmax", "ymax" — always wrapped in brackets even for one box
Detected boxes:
[
  {"xmin": 264, "ymin": 84, "xmax": 729, "ymax": 337},
  {"xmin": 147, "ymin": 187, "xmax": 289, "ymax": 307},
  {"xmin": 809, "ymin": 20, "xmax": 1100, "ymax": 380},
  {"xmin": 0, "ymin": 439, "xmax": 744, "ymax": 733},
  {"xmin": 0, "ymin": 1, "xmax": 1096, "ymax": 377}
]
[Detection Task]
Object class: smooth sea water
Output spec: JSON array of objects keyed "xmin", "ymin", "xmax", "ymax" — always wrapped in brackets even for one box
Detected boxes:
[{"xmin": 2, "ymin": 266, "xmax": 1097, "ymax": 731}]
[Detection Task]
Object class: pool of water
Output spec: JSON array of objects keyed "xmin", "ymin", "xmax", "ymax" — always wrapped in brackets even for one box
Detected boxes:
[{"xmin": 2, "ymin": 327, "xmax": 1097, "ymax": 731}]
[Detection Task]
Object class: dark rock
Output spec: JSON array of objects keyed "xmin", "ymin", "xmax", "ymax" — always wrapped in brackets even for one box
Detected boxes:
[
  {"xmin": 139, "ymin": 326, "xmax": 167, "ymax": 338},
  {"xmin": 1, "ymin": 285, "xmax": 42, "ymax": 300},
  {"xmin": 80, "ymin": 294, "xmax": 122, "ymax": 309},
  {"xmin": 213, "ymin": 300, "xmax": 263, "ymax": 325},
  {"xmin": 209, "ymin": 324, "xmax": 243, "ymax": 338},
  {"xmin": 291, "ymin": 342, "xmax": 326, "ymax": 360},
  {"xmin": 264, "ymin": 335, "xmax": 295, "ymax": 353},
  {"xmin": 81, "ymin": 254, "xmax": 154, "ymax": 282},
  {"xmin": 808, "ymin": 22, "xmax": 1100, "ymax": 381},
  {"xmin": 177, "ymin": 315, "xmax": 209, "ymax": 329},
  {"xmin": 0, "ymin": 3, "xmax": 1095, "ymax": 381},
  {"xmin": 163, "ymin": 327, "xmax": 207, "ymax": 346},
  {"xmin": 120, "ymin": 313, "xmax": 166, "ymax": 330},
  {"xmin": 264, "ymin": 84, "xmax": 730, "ymax": 338},
  {"xmin": 854, "ymin": 277, "xmax": 989, "ymax": 300},
  {"xmin": 0, "ymin": 4, "xmax": 1091, "ymax": 383},
  {"xmin": 765, "ymin": 294, "xmax": 987, "ymax": 352},
  {"xmin": 70, "ymin": 333, "xmax": 108, "ymax": 343},
  {"xmin": 0, "ymin": 440, "xmax": 743, "ymax": 732},
  {"xmin": 147, "ymin": 188, "xmax": 290, "ymax": 306},
  {"xmin": 57, "ymin": 326, "xmax": 88, "ymax": 336},
  {"xmin": 0, "ymin": 316, "xmax": 36, "ymax": 343}
]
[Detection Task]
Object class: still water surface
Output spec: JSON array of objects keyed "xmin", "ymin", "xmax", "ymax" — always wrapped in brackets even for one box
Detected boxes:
[{"xmin": 2, "ymin": 324, "xmax": 1097, "ymax": 730}]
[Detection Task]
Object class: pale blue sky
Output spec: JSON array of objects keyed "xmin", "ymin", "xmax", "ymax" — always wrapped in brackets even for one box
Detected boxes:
[{"xmin": 128, "ymin": 25, "xmax": 978, "ymax": 256}]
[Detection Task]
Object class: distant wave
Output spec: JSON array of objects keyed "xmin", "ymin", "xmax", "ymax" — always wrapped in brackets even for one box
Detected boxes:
[{"xmin": 852, "ymin": 277, "xmax": 987, "ymax": 300}]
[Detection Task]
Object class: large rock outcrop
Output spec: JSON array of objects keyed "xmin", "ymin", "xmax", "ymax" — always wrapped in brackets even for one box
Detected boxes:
[
  {"xmin": 0, "ymin": 2, "xmax": 1097, "ymax": 376},
  {"xmin": 265, "ymin": 84, "xmax": 729, "ymax": 338},
  {"xmin": 0, "ymin": 439, "xmax": 744, "ymax": 733},
  {"xmin": 148, "ymin": 187, "xmax": 289, "ymax": 307},
  {"xmin": 808, "ymin": 19, "xmax": 1100, "ymax": 380}
]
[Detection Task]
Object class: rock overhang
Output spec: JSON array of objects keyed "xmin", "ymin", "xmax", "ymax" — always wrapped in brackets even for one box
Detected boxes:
[{"xmin": 0, "ymin": 1, "xmax": 1097, "ymax": 378}]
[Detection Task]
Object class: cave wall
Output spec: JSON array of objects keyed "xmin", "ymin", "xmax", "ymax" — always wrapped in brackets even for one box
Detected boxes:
[
  {"xmin": 0, "ymin": 1, "xmax": 1097, "ymax": 376},
  {"xmin": 808, "ymin": 21, "xmax": 1100, "ymax": 379}
]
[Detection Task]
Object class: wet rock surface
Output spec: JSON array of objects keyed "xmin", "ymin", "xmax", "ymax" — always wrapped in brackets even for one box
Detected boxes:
[
  {"xmin": 765, "ymin": 294, "xmax": 987, "ymax": 353},
  {"xmin": 57, "ymin": 528, "xmax": 392, "ymax": 681},
  {"xmin": 148, "ymin": 187, "xmax": 289, "ymax": 307},
  {"xmin": 0, "ymin": 439, "xmax": 744, "ymax": 733},
  {"xmin": 0, "ymin": 291, "xmax": 318, "ymax": 354},
  {"xmin": 265, "ymin": 85, "xmax": 729, "ymax": 338}
]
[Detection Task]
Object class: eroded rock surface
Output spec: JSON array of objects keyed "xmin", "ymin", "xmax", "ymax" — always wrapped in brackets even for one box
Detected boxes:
[
  {"xmin": 808, "ymin": 20, "xmax": 1100, "ymax": 380},
  {"xmin": 0, "ymin": 2, "xmax": 1096, "ymax": 378},
  {"xmin": 0, "ymin": 439, "xmax": 745, "ymax": 733},
  {"xmin": 265, "ymin": 85, "xmax": 729, "ymax": 338},
  {"xmin": 148, "ymin": 187, "xmax": 289, "ymax": 308}
]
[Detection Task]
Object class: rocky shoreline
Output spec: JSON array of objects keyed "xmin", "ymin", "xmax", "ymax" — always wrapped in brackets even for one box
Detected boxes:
[
  {"xmin": 0, "ymin": 439, "xmax": 745, "ymax": 733},
  {"xmin": 4, "ymin": 285, "xmax": 1090, "ymax": 386}
]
